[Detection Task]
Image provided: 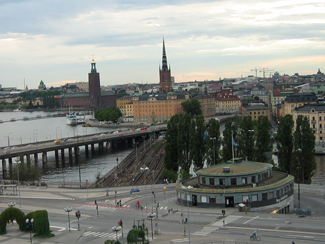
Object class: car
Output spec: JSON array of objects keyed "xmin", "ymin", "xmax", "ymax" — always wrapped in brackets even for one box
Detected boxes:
[{"xmin": 54, "ymin": 139, "xmax": 61, "ymax": 144}]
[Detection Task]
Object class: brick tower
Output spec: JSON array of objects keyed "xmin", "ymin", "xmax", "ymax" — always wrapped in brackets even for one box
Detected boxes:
[
  {"xmin": 88, "ymin": 59, "xmax": 101, "ymax": 107},
  {"xmin": 159, "ymin": 39, "xmax": 172, "ymax": 93}
]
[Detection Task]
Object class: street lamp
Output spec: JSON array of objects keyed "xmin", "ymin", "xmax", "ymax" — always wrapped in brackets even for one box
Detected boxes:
[
  {"xmin": 140, "ymin": 167, "xmax": 149, "ymax": 215},
  {"xmin": 6, "ymin": 132, "xmax": 12, "ymax": 147},
  {"xmin": 112, "ymin": 226, "xmax": 122, "ymax": 241},
  {"xmin": 296, "ymin": 148, "xmax": 302, "ymax": 209},
  {"xmin": 26, "ymin": 218, "xmax": 34, "ymax": 244},
  {"xmin": 33, "ymin": 130, "xmax": 38, "ymax": 143},
  {"xmin": 147, "ymin": 212, "xmax": 156, "ymax": 240},
  {"xmin": 210, "ymin": 137, "xmax": 216, "ymax": 165},
  {"xmin": 64, "ymin": 207, "xmax": 72, "ymax": 232}
]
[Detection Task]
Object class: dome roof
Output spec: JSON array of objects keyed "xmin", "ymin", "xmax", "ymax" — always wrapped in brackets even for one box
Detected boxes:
[{"xmin": 196, "ymin": 160, "xmax": 272, "ymax": 176}]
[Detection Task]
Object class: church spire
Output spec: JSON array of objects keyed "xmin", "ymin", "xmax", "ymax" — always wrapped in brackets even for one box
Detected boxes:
[{"xmin": 161, "ymin": 38, "xmax": 168, "ymax": 71}]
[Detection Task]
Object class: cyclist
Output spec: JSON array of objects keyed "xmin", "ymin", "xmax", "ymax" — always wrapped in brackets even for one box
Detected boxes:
[{"xmin": 252, "ymin": 229, "xmax": 258, "ymax": 239}]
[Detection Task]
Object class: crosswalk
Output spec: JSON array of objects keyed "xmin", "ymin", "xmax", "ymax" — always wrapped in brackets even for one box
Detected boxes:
[{"xmin": 83, "ymin": 231, "xmax": 122, "ymax": 239}]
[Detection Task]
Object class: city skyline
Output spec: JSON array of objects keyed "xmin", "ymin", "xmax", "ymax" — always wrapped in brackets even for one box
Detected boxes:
[{"xmin": 0, "ymin": 0, "xmax": 324, "ymax": 89}]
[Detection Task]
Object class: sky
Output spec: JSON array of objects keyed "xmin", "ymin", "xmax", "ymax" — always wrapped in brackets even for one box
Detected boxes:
[{"xmin": 0, "ymin": 0, "xmax": 324, "ymax": 89}]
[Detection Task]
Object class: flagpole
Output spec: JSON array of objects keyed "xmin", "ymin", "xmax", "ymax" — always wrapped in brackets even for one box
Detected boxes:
[{"xmin": 232, "ymin": 130, "xmax": 234, "ymax": 162}]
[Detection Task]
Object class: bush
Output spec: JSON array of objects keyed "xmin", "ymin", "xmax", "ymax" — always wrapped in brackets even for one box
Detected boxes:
[
  {"xmin": 33, "ymin": 210, "xmax": 53, "ymax": 237},
  {"xmin": 127, "ymin": 229, "xmax": 146, "ymax": 244},
  {"xmin": 0, "ymin": 207, "xmax": 25, "ymax": 234},
  {"xmin": 40, "ymin": 182, "xmax": 47, "ymax": 187}
]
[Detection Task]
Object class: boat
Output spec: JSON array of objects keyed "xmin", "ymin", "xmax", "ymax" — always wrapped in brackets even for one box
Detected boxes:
[
  {"xmin": 66, "ymin": 114, "xmax": 78, "ymax": 125},
  {"xmin": 66, "ymin": 106, "xmax": 78, "ymax": 125},
  {"xmin": 13, "ymin": 108, "xmax": 21, "ymax": 112}
]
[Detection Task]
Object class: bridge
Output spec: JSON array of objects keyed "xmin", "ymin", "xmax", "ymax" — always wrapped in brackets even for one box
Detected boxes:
[{"xmin": 0, "ymin": 127, "xmax": 164, "ymax": 179}]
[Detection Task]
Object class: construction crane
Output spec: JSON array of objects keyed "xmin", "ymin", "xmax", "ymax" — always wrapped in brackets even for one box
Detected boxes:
[
  {"xmin": 251, "ymin": 67, "xmax": 259, "ymax": 78},
  {"xmin": 260, "ymin": 68, "xmax": 275, "ymax": 78}
]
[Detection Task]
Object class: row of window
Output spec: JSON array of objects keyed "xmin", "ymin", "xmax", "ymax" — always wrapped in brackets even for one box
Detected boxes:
[
  {"xmin": 180, "ymin": 183, "xmax": 292, "ymax": 203},
  {"xmin": 249, "ymin": 111, "xmax": 266, "ymax": 115},
  {"xmin": 200, "ymin": 171, "xmax": 271, "ymax": 186}
]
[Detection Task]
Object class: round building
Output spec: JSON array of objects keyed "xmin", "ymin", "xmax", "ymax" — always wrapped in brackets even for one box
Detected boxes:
[{"xmin": 176, "ymin": 159, "xmax": 294, "ymax": 213}]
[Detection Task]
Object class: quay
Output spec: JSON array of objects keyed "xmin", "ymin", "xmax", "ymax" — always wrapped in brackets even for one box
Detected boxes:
[{"xmin": 0, "ymin": 128, "xmax": 164, "ymax": 179}]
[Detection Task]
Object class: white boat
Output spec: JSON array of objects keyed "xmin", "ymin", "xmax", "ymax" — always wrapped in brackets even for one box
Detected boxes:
[
  {"xmin": 13, "ymin": 108, "xmax": 21, "ymax": 112},
  {"xmin": 66, "ymin": 114, "xmax": 78, "ymax": 125}
]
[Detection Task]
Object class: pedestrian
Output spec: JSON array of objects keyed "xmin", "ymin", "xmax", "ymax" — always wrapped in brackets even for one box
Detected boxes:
[
  {"xmin": 119, "ymin": 199, "xmax": 122, "ymax": 207},
  {"xmin": 136, "ymin": 201, "xmax": 140, "ymax": 209}
]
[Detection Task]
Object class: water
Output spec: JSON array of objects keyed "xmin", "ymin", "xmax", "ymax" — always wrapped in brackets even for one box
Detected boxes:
[{"xmin": 0, "ymin": 111, "xmax": 133, "ymax": 183}]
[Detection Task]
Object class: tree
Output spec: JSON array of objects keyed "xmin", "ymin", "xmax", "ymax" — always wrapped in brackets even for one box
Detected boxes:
[
  {"xmin": 189, "ymin": 115, "xmax": 206, "ymax": 169},
  {"xmin": 293, "ymin": 115, "xmax": 315, "ymax": 183},
  {"xmin": 206, "ymin": 118, "xmax": 221, "ymax": 165},
  {"xmin": 277, "ymin": 114, "xmax": 294, "ymax": 174},
  {"xmin": 177, "ymin": 113, "xmax": 192, "ymax": 174},
  {"xmin": 94, "ymin": 106, "xmax": 122, "ymax": 122},
  {"xmin": 255, "ymin": 116, "xmax": 272, "ymax": 162},
  {"xmin": 117, "ymin": 90, "xmax": 129, "ymax": 98},
  {"xmin": 164, "ymin": 115, "xmax": 180, "ymax": 172},
  {"xmin": 181, "ymin": 99, "xmax": 202, "ymax": 117},
  {"xmin": 237, "ymin": 116, "xmax": 255, "ymax": 161},
  {"xmin": 222, "ymin": 119, "xmax": 234, "ymax": 162}
]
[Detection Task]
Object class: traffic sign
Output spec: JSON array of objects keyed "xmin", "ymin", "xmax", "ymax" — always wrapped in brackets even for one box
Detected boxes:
[{"xmin": 86, "ymin": 180, "xmax": 89, "ymax": 186}]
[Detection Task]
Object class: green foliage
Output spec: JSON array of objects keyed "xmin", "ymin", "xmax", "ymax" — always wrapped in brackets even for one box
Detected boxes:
[
  {"xmin": 255, "ymin": 116, "xmax": 272, "ymax": 162},
  {"xmin": 0, "ymin": 104, "xmax": 18, "ymax": 110},
  {"xmin": 19, "ymin": 90, "xmax": 60, "ymax": 102},
  {"xmin": 33, "ymin": 210, "xmax": 53, "ymax": 237},
  {"xmin": 181, "ymin": 99, "xmax": 202, "ymax": 117},
  {"xmin": 237, "ymin": 116, "xmax": 255, "ymax": 161},
  {"xmin": 164, "ymin": 115, "xmax": 180, "ymax": 172},
  {"xmin": 222, "ymin": 119, "xmax": 234, "ymax": 162},
  {"xmin": 206, "ymin": 118, "xmax": 222, "ymax": 165},
  {"xmin": 12, "ymin": 161, "xmax": 41, "ymax": 182},
  {"xmin": 0, "ymin": 208, "xmax": 53, "ymax": 237},
  {"xmin": 189, "ymin": 115, "xmax": 206, "ymax": 169},
  {"xmin": 117, "ymin": 90, "xmax": 129, "ymax": 98},
  {"xmin": 162, "ymin": 168, "xmax": 178, "ymax": 182},
  {"xmin": 0, "ymin": 207, "xmax": 25, "ymax": 234},
  {"xmin": 127, "ymin": 229, "xmax": 146, "ymax": 244},
  {"xmin": 177, "ymin": 113, "xmax": 192, "ymax": 172},
  {"xmin": 292, "ymin": 115, "xmax": 315, "ymax": 183},
  {"xmin": 95, "ymin": 106, "xmax": 122, "ymax": 122},
  {"xmin": 277, "ymin": 114, "xmax": 294, "ymax": 174},
  {"xmin": 179, "ymin": 169, "xmax": 192, "ymax": 182}
]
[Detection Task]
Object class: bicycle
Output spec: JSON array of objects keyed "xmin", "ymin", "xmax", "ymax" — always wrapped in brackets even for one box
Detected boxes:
[{"xmin": 250, "ymin": 234, "xmax": 261, "ymax": 241}]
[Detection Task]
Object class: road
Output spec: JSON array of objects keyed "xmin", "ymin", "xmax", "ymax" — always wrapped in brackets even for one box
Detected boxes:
[{"xmin": 1, "ymin": 183, "xmax": 325, "ymax": 243}]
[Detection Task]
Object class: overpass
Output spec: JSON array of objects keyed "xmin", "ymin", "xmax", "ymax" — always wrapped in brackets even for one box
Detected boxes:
[{"xmin": 0, "ymin": 128, "xmax": 164, "ymax": 179}]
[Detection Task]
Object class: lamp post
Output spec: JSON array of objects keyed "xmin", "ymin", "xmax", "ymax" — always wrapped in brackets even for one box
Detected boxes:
[
  {"xmin": 15, "ymin": 158, "xmax": 21, "ymax": 207},
  {"xmin": 112, "ymin": 226, "xmax": 122, "ymax": 241},
  {"xmin": 248, "ymin": 130, "xmax": 254, "ymax": 161},
  {"xmin": 6, "ymin": 132, "xmax": 12, "ymax": 147},
  {"xmin": 33, "ymin": 130, "xmax": 38, "ymax": 143},
  {"xmin": 297, "ymin": 148, "xmax": 302, "ymax": 209},
  {"xmin": 147, "ymin": 212, "xmax": 156, "ymax": 240},
  {"xmin": 64, "ymin": 207, "xmax": 72, "ymax": 232},
  {"xmin": 26, "ymin": 218, "xmax": 34, "ymax": 244},
  {"xmin": 140, "ymin": 167, "xmax": 149, "ymax": 215},
  {"xmin": 210, "ymin": 137, "xmax": 216, "ymax": 165}
]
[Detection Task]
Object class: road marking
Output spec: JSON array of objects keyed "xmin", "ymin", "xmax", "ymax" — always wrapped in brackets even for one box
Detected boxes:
[
  {"xmin": 83, "ymin": 231, "xmax": 121, "ymax": 239},
  {"xmin": 243, "ymin": 216, "xmax": 259, "ymax": 224},
  {"xmin": 171, "ymin": 238, "xmax": 189, "ymax": 243},
  {"xmin": 193, "ymin": 226, "xmax": 216, "ymax": 236}
]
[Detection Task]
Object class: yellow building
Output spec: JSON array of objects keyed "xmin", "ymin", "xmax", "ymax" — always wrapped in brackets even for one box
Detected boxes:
[
  {"xmin": 279, "ymin": 93, "xmax": 317, "ymax": 118},
  {"xmin": 293, "ymin": 103, "xmax": 325, "ymax": 145},
  {"xmin": 215, "ymin": 95, "xmax": 240, "ymax": 113},
  {"xmin": 116, "ymin": 96, "xmax": 133, "ymax": 116},
  {"xmin": 242, "ymin": 105, "xmax": 270, "ymax": 121},
  {"xmin": 133, "ymin": 92, "xmax": 185, "ymax": 124}
]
